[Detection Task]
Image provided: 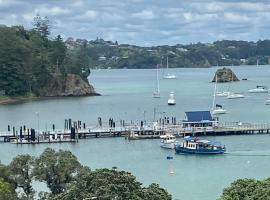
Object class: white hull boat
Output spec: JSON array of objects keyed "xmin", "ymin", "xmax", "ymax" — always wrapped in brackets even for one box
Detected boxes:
[
  {"xmin": 227, "ymin": 93, "xmax": 245, "ymax": 99},
  {"xmin": 160, "ymin": 134, "xmax": 176, "ymax": 149},
  {"xmin": 212, "ymin": 108, "xmax": 226, "ymax": 115},
  {"xmin": 163, "ymin": 56, "xmax": 177, "ymax": 79},
  {"xmin": 168, "ymin": 92, "xmax": 176, "ymax": 105},
  {"xmin": 216, "ymin": 91, "xmax": 230, "ymax": 97},
  {"xmin": 265, "ymin": 99, "xmax": 270, "ymax": 105},
  {"xmin": 248, "ymin": 86, "xmax": 268, "ymax": 93}
]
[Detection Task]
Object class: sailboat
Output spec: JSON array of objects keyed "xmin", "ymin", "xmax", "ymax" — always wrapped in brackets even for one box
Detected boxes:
[
  {"xmin": 227, "ymin": 73, "xmax": 245, "ymax": 99},
  {"xmin": 212, "ymin": 76, "xmax": 226, "ymax": 115},
  {"xmin": 163, "ymin": 56, "xmax": 177, "ymax": 79},
  {"xmin": 153, "ymin": 64, "xmax": 161, "ymax": 98}
]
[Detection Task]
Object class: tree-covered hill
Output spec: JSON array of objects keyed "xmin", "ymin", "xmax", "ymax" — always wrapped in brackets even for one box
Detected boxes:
[
  {"xmin": 66, "ymin": 37, "xmax": 270, "ymax": 69},
  {"xmin": 0, "ymin": 16, "xmax": 94, "ymax": 97}
]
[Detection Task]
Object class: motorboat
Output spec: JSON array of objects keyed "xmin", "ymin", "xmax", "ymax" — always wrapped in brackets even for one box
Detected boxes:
[
  {"xmin": 227, "ymin": 93, "xmax": 245, "ymax": 99},
  {"xmin": 248, "ymin": 86, "xmax": 268, "ymax": 93},
  {"xmin": 160, "ymin": 134, "xmax": 177, "ymax": 149},
  {"xmin": 168, "ymin": 92, "xmax": 176, "ymax": 105},
  {"xmin": 175, "ymin": 136, "xmax": 226, "ymax": 155},
  {"xmin": 163, "ymin": 56, "xmax": 177, "ymax": 79}
]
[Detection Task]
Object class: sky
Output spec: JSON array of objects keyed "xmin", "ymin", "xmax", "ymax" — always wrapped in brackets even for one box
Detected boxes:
[{"xmin": 0, "ymin": 0, "xmax": 270, "ymax": 46}]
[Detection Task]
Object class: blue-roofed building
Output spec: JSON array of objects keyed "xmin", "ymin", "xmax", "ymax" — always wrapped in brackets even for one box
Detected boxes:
[{"xmin": 183, "ymin": 111, "xmax": 215, "ymax": 128}]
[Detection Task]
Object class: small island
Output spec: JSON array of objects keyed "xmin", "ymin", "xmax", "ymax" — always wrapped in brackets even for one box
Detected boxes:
[
  {"xmin": 0, "ymin": 16, "xmax": 99, "ymax": 104},
  {"xmin": 212, "ymin": 67, "xmax": 239, "ymax": 82}
]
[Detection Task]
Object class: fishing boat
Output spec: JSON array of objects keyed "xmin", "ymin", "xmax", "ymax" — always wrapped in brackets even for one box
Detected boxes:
[
  {"xmin": 168, "ymin": 92, "xmax": 176, "ymax": 105},
  {"xmin": 175, "ymin": 136, "xmax": 226, "ymax": 155},
  {"xmin": 160, "ymin": 134, "xmax": 177, "ymax": 149},
  {"xmin": 153, "ymin": 64, "xmax": 161, "ymax": 98},
  {"xmin": 248, "ymin": 86, "xmax": 268, "ymax": 93},
  {"xmin": 163, "ymin": 56, "xmax": 177, "ymax": 79},
  {"xmin": 212, "ymin": 76, "xmax": 226, "ymax": 115}
]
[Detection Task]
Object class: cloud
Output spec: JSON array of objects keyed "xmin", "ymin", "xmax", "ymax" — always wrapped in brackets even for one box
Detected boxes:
[
  {"xmin": 34, "ymin": 6, "xmax": 70, "ymax": 16},
  {"xmin": 0, "ymin": 0, "xmax": 270, "ymax": 46},
  {"xmin": 132, "ymin": 9, "xmax": 155, "ymax": 19}
]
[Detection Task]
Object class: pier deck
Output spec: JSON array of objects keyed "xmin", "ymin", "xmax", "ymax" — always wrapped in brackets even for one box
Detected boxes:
[{"xmin": 1, "ymin": 121, "xmax": 270, "ymax": 144}]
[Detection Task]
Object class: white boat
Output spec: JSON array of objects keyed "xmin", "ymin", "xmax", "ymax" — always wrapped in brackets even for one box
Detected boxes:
[
  {"xmin": 216, "ymin": 91, "xmax": 231, "ymax": 97},
  {"xmin": 153, "ymin": 64, "xmax": 161, "ymax": 98},
  {"xmin": 168, "ymin": 92, "xmax": 176, "ymax": 105},
  {"xmin": 265, "ymin": 98, "xmax": 270, "ymax": 105},
  {"xmin": 160, "ymin": 134, "xmax": 176, "ymax": 149},
  {"xmin": 212, "ymin": 76, "xmax": 226, "ymax": 115},
  {"xmin": 163, "ymin": 56, "xmax": 177, "ymax": 79},
  {"xmin": 226, "ymin": 73, "xmax": 245, "ymax": 99},
  {"xmin": 248, "ymin": 86, "xmax": 268, "ymax": 93},
  {"xmin": 227, "ymin": 93, "xmax": 245, "ymax": 99}
]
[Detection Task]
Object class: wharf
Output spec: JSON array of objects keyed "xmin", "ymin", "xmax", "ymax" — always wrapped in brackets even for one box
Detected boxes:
[{"xmin": 1, "ymin": 119, "xmax": 270, "ymax": 144}]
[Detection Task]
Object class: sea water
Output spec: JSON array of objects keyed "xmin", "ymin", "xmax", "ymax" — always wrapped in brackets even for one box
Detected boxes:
[{"xmin": 1, "ymin": 65, "xmax": 270, "ymax": 200}]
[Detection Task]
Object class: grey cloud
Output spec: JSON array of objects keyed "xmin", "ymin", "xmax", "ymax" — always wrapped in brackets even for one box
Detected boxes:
[{"xmin": 0, "ymin": 0, "xmax": 270, "ymax": 45}]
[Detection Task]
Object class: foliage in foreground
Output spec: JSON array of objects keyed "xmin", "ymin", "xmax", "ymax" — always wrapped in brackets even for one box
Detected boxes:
[
  {"xmin": 0, "ymin": 148, "xmax": 172, "ymax": 200},
  {"xmin": 219, "ymin": 178, "xmax": 270, "ymax": 200}
]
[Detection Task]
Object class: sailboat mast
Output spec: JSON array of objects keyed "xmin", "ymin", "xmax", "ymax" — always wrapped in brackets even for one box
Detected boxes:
[
  {"xmin": 167, "ymin": 56, "xmax": 169, "ymax": 70},
  {"xmin": 212, "ymin": 75, "xmax": 217, "ymax": 110},
  {"xmin": 157, "ymin": 64, "xmax": 160, "ymax": 93}
]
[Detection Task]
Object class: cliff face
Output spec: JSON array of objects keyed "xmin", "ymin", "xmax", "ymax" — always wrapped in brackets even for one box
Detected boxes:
[
  {"xmin": 212, "ymin": 67, "xmax": 239, "ymax": 83},
  {"xmin": 38, "ymin": 73, "xmax": 99, "ymax": 97}
]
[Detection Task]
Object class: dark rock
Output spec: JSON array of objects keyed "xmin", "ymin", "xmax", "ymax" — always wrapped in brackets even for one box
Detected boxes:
[
  {"xmin": 38, "ymin": 73, "xmax": 100, "ymax": 97},
  {"xmin": 212, "ymin": 67, "xmax": 239, "ymax": 83}
]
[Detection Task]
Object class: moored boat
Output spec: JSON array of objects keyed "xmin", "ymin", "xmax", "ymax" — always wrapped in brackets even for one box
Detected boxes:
[
  {"xmin": 160, "ymin": 134, "xmax": 177, "ymax": 149},
  {"xmin": 175, "ymin": 136, "xmax": 226, "ymax": 154},
  {"xmin": 168, "ymin": 92, "xmax": 176, "ymax": 105},
  {"xmin": 248, "ymin": 86, "xmax": 268, "ymax": 93}
]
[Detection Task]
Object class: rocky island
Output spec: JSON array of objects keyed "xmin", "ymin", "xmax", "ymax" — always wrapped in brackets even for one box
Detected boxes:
[
  {"xmin": 212, "ymin": 67, "xmax": 239, "ymax": 82},
  {"xmin": 0, "ymin": 18, "xmax": 99, "ymax": 104}
]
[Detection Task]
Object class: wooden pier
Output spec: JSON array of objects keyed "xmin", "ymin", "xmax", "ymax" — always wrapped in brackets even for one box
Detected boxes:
[{"xmin": 1, "ymin": 118, "xmax": 270, "ymax": 144}]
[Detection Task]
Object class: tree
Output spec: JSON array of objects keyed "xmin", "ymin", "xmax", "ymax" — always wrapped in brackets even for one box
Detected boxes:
[
  {"xmin": 33, "ymin": 14, "xmax": 50, "ymax": 38},
  {"xmin": 219, "ymin": 178, "xmax": 270, "ymax": 200},
  {"xmin": 53, "ymin": 168, "xmax": 172, "ymax": 200},
  {"xmin": 9, "ymin": 155, "xmax": 35, "ymax": 198},
  {"xmin": 33, "ymin": 148, "xmax": 82, "ymax": 195},
  {"xmin": 0, "ymin": 179, "xmax": 18, "ymax": 200}
]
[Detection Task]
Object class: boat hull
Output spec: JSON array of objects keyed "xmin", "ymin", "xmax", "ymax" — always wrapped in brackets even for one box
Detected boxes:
[
  {"xmin": 175, "ymin": 146, "xmax": 225, "ymax": 155},
  {"xmin": 160, "ymin": 142, "xmax": 175, "ymax": 149}
]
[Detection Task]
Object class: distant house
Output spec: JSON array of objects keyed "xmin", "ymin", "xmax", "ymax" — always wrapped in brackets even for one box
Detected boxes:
[
  {"xmin": 176, "ymin": 47, "xmax": 188, "ymax": 52},
  {"xmin": 183, "ymin": 111, "xmax": 215, "ymax": 128}
]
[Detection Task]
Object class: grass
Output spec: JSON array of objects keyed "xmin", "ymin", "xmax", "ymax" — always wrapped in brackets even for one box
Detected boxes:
[{"xmin": 0, "ymin": 92, "xmax": 38, "ymax": 104}]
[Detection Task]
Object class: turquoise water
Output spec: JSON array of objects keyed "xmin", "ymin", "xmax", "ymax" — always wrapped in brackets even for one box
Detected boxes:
[{"xmin": 1, "ymin": 66, "xmax": 270, "ymax": 199}]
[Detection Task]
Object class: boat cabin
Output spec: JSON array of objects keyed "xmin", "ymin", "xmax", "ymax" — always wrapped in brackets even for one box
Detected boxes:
[{"xmin": 182, "ymin": 111, "xmax": 216, "ymax": 128}]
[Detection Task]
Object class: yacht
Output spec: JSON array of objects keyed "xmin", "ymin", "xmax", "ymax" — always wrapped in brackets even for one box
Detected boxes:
[
  {"xmin": 168, "ymin": 92, "xmax": 176, "ymax": 105},
  {"xmin": 175, "ymin": 136, "xmax": 226, "ymax": 155},
  {"xmin": 212, "ymin": 76, "xmax": 226, "ymax": 115},
  {"xmin": 163, "ymin": 56, "xmax": 177, "ymax": 79},
  {"xmin": 248, "ymin": 86, "xmax": 268, "ymax": 93},
  {"xmin": 227, "ymin": 93, "xmax": 245, "ymax": 99},
  {"xmin": 160, "ymin": 134, "xmax": 177, "ymax": 149}
]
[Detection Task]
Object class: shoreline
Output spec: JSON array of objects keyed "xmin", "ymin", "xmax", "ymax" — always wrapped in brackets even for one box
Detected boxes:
[{"xmin": 0, "ymin": 93, "xmax": 101, "ymax": 105}]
